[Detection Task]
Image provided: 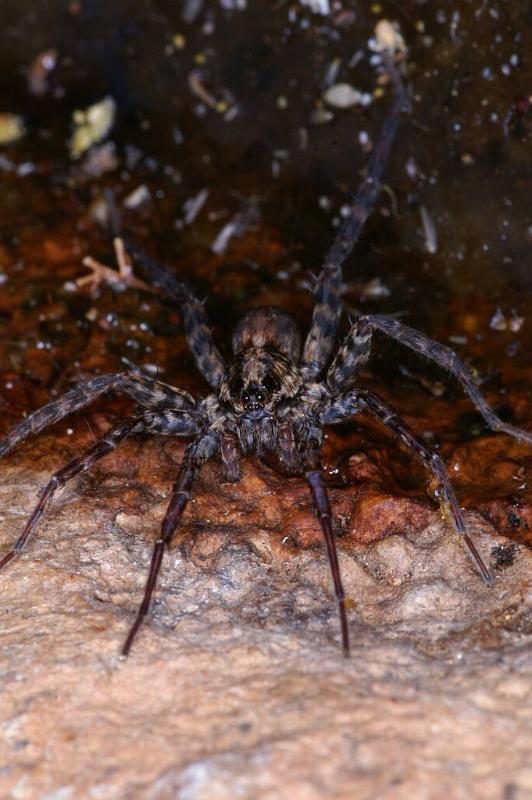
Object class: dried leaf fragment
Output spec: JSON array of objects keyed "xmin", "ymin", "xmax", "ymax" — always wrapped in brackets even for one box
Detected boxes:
[
  {"xmin": 0, "ymin": 114, "xmax": 25, "ymax": 145},
  {"xmin": 420, "ymin": 205, "xmax": 438, "ymax": 254},
  {"xmin": 70, "ymin": 96, "xmax": 116, "ymax": 158},
  {"xmin": 300, "ymin": 0, "xmax": 330, "ymax": 14},
  {"xmin": 374, "ymin": 20, "xmax": 406, "ymax": 56},
  {"xmin": 323, "ymin": 83, "xmax": 362, "ymax": 109}
]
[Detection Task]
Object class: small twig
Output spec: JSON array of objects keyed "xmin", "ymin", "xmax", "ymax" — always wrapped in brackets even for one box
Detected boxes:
[{"xmin": 74, "ymin": 237, "xmax": 157, "ymax": 295}]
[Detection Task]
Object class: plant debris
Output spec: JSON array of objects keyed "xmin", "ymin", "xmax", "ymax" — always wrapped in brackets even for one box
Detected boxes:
[
  {"xmin": 420, "ymin": 205, "xmax": 438, "ymax": 254},
  {"xmin": 70, "ymin": 96, "xmax": 117, "ymax": 158},
  {"xmin": 27, "ymin": 48, "xmax": 58, "ymax": 96},
  {"xmin": 323, "ymin": 83, "xmax": 363, "ymax": 109},
  {"xmin": 0, "ymin": 114, "xmax": 25, "ymax": 145},
  {"xmin": 373, "ymin": 19, "xmax": 407, "ymax": 56},
  {"xmin": 489, "ymin": 308, "xmax": 525, "ymax": 332},
  {"xmin": 68, "ymin": 238, "xmax": 155, "ymax": 295}
]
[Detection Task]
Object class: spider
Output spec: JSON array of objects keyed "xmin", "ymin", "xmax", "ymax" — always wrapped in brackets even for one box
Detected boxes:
[{"xmin": 1, "ymin": 58, "xmax": 530, "ymax": 658}]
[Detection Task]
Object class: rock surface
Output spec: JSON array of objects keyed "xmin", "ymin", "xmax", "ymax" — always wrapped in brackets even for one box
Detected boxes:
[{"xmin": 1, "ymin": 432, "xmax": 531, "ymax": 800}]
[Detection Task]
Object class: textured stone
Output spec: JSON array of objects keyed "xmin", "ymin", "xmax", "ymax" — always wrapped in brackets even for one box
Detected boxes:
[{"xmin": 1, "ymin": 438, "xmax": 531, "ymax": 800}]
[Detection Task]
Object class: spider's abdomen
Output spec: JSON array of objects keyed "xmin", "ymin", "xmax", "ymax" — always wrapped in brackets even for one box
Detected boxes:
[{"xmin": 231, "ymin": 307, "xmax": 301, "ymax": 363}]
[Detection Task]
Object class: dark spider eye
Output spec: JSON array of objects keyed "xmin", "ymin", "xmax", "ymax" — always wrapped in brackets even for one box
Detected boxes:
[
  {"xmin": 242, "ymin": 391, "xmax": 250, "ymax": 403},
  {"xmin": 256, "ymin": 392, "xmax": 264, "ymax": 403},
  {"xmin": 230, "ymin": 376, "xmax": 243, "ymax": 397},
  {"xmin": 262, "ymin": 375, "xmax": 279, "ymax": 394}
]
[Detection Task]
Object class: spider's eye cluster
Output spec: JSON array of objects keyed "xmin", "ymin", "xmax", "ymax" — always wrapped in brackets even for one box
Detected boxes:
[
  {"xmin": 223, "ymin": 359, "xmax": 288, "ymax": 414},
  {"xmin": 241, "ymin": 387, "xmax": 265, "ymax": 406}
]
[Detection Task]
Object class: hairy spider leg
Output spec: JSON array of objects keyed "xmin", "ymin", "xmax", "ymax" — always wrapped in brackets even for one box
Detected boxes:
[
  {"xmin": 323, "ymin": 388, "xmax": 493, "ymax": 584},
  {"xmin": 327, "ymin": 314, "xmax": 532, "ymax": 444},
  {"xmin": 0, "ymin": 416, "xmax": 143, "ymax": 570},
  {"xmin": 0, "ymin": 373, "xmax": 195, "ymax": 459},
  {"xmin": 307, "ymin": 470, "xmax": 350, "ymax": 656},
  {"xmin": 122, "ymin": 433, "xmax": 219, "ymax": 656},
  {"xmin": 124, "ymin": 240, "xmax": 226, "ymax": 389},
  {"xmin": 300, "ymin": 55, "xmax": 408, "ymax": 382}
]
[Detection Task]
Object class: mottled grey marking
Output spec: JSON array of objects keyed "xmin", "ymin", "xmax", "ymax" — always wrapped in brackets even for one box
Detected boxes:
[
  {"xmin": 0, "ymin": 373, "xmax": 194, "ymax": 459},
  {"xmin": 328, "ymin": 314, "xmax": 532, "ymax": 444},
  {"xmin": 124, "ymin": 240, "xmax": 226, "ymax": 389}
]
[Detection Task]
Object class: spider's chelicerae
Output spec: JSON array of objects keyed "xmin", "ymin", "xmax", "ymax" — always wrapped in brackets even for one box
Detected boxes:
[{"xmin": 1, "ymin": 58, "xmax": 531, "ymax": 658}]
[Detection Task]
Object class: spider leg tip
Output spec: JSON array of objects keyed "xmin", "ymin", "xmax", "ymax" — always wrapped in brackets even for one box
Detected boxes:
[{"xmin": 0, "ymin": 550, "xmax": 16, "ymax": 570}]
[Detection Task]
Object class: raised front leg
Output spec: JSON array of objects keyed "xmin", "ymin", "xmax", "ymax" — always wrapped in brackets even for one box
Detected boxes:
[
  {"xmin": 325, "ymin": 387, "xmax": 493, "ymax": 584},
  {"xmin": 327, "ymin": 314, "xmax": 532, "ymax": 444},
  {"xmin": 121, "ymin": 433, "xmax": 219, "ymax": 656},
  {"xmin": 124, "ymin": 240, "xmax": 226, "ymax": 389},
  {"xmin": 0, "ymin": 373, "xmax": 196, "ymax": 459},
  {"xmin": 299, "ymin": 56, "xmax": 407, "ymax": 382},
  {"xmin": 0, "ymin": 416, "xmax": 143, "ymax": 570}
]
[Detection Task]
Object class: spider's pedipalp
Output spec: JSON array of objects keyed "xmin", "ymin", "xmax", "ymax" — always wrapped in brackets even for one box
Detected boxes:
[
  {"xmin": 327, "ymin": 314, "xmax": 532, "ymax": 444},
  {"xmin": 221, "ymin": 433, "xmax": 242, "ymax": 482},
  {"xmin": 0, "ymin": 373, "xmax": 195, "ymax": 460},
  {"xmin": 0, "ymin": 415, "xmax": 143, "ymax": 571}
]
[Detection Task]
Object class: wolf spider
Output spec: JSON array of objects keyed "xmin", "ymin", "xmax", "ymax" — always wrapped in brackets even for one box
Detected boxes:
[{"xmin": 1, "ymin": 58, "xmax": 530, "ymax": 658}]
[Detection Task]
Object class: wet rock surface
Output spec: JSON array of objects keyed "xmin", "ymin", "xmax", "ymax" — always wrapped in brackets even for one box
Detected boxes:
[{"xmin": 0, "ymin": 1, "xmax": 531, "ymax": 798}]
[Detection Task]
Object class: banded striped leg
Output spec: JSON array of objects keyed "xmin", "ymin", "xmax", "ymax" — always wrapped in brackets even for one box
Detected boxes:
[
  {"xmin": 121, "ymin": 433, "xmax": 219, "ymax": 657},
  {"xmin": 300, "ymin": 55, "xmax": 408, "ymax": 381},
  {"xmin": 124, "ymin": 240, "xmax": 226, "ymax": 389},
  {"xmin": 0, "ymin": 416, "xmax": 143, "ymax": 570},
  {"xmin": 327, "ymin": 388, "xmax": 492, "ymax": 584},
  {"xmin": 307, "ymin": 470, "xmax": 350, "ymax": 657},
  {"xmin": 0, "ymin": 373, "xmax": 195, "ymax": 459},
  {"xmin": 327, "ymin": 314, "xmax": 532, "ymax": 445}
]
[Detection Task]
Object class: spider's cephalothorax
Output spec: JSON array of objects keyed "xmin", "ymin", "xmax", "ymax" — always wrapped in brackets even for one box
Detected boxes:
[
  {"xmin": 218, "ymin": 308, "xmax": 303, "ymax": 452},
  {"xmin": 1, "ymin": 55, "xmax": 531, "ymax": 659}
]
